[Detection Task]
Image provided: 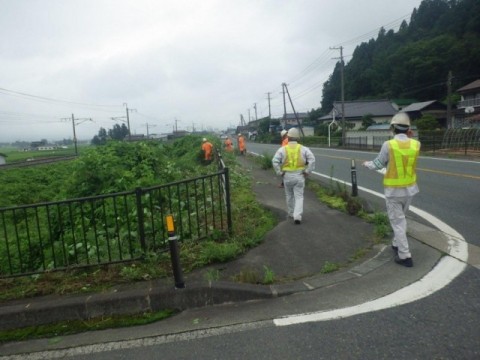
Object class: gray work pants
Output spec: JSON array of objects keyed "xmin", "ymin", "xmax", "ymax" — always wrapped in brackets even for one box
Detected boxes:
[
  {"xmin": 385, "ymin": 195, "xmax": 413, "ymax": 259},
  {"xmin": 283, "ymin": 171, "xmax": 305, "ymax": 221}
]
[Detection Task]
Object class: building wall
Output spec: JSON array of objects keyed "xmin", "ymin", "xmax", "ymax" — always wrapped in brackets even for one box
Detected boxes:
[{"xmin": 346, "ymin": 130, "xmax": 418, "ymax": 146}]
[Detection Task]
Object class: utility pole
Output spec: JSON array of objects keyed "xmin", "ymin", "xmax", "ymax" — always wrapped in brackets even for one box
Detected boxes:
[
  {"xmin": 330, "ymin": 46, "xmax": 346, "ymax": 145},
  {"xmin": 124, "ymin": 103, "xmax": 137, "ymax": 139},
  {"xmin": 253, "ymin": 103, "xmax": 258, "ymax": 121},
  {"xmin": 62, "ymin": 114, "xmax": 92, "ymax": 155},
  {"xmin": 144, "ymin": 123, "xmax": 156, "ymax": 138},
  {"xmin": 447, "ymin": 71, "xmax": 453, "ymax": 129},
  {"xmin": 112, "ymin": 103, "xmax": 136, "ymax": 140},
  {"xmin": 283, "ymin": 83, "xmax": 304, "ymax": 137},
  {"xmin": 266, "ymin": 92, "xmax": 271, "ymax": 118},
  {"xmin": 248, "ymin": 109, "xmax": 251, "ymax": 122},
  {"xmin": 174, "ymin": 118, "xmax": 181, "ymax": 133},
  {"xmin": 71, "ymin": 114, "xmax": 77, "ymax": 155}
]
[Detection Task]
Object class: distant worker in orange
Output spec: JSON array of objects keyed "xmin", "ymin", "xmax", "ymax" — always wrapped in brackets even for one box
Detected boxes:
[
  {"xmin": 279, "ymin": 129, "xmax": 288, "ymax": 187},
  {"xmin": 237, "ymin": 133, "xmax": 246, "ymax": 155},
  {"xmin": 201, "ymin": 137, "xmax": 214, "ymax": 164},
  {"xmin": 224, "ymin": 136, "xmax": 233, "ymax": 152}
]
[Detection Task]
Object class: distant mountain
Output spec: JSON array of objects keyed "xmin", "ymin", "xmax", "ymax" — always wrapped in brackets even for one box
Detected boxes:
[{"xmin": 320, "ymin": 0, "xmax": 480, "ymax": 113}]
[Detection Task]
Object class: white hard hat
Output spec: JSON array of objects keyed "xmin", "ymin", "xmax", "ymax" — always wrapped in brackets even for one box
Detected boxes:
[
  {"xmin": 280, "ymin": 129, "xmax": 288, "ymax": 137},
  {"xmin": 390, "ymin": 113, "xmax": 411, "ymax": 129},
  {"xmin": 238, "ymin": 133, "xmax": 242, "ymax": 136},
  {"xmin": 287, "ymin": 127, "xmax": 300, "ymax": 139},
  {"xmin": 202, "ymin": 138, "xmax": 207, "ymax": 142}
]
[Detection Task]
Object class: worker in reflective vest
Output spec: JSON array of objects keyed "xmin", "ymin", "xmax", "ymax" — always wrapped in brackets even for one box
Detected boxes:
[
  {"xmin": 272, "ymin": 127, "xmax": 315, "ymax": 225},
  {"xmin": 363, "ymin": 113, "xmax": 420, "ymax": 267}
]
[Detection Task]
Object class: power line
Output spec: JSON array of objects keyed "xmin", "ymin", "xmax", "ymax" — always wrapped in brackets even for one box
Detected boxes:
[
  {"xmin": 0, "ymin": 86, "xmax": 123, "ymax": 110},
  {"xmin": 246, "ymin": 13, "xmax": 414, "ymax": 119}
]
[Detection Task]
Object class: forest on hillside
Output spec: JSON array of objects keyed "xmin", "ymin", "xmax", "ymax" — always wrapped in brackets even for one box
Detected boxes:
[{"xmin": 318, "ymin": 0, "xmax": 480, "ymax": 115}]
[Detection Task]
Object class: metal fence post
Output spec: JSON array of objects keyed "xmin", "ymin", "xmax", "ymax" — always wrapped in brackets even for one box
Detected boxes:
[
  {"xmin": 165, "ymin": 214, "xmax": 185, "ymax": 289},
  {"xmin": 135, "ymin": 187, "xmax": 146, "ymax": 252},
  {"xmin": 224, "ymin": 167, "xmax": 233, "ymax": 235}
]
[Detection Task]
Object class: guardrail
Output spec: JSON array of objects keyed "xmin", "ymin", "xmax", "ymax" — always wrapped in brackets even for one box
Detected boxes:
[{"xmin": 0, "ymin": 165, "xmax": 231, "ymax": 278}]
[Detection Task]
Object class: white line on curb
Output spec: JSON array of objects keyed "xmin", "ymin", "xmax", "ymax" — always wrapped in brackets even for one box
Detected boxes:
[{"xmin": 273, "ymin": 170, "xmax": 468, "ymax": 326}]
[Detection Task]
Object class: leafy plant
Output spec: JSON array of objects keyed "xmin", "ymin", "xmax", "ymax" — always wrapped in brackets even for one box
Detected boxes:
[
  {"xmin": 320, "ymin": 261, "xmax": 340, "ymax": 274},
  {"xmin": 263, "ymin": 265, "xmax": 275, "ymax": 284}
]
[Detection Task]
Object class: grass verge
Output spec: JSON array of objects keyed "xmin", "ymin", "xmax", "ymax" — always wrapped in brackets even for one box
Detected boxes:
[{"xmin": 0, "ymin": 310, "xmax": 174, "ymax": 343}]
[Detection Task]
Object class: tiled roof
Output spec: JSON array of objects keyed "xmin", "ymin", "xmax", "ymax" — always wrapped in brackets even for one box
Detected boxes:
[
  {"xmin": 401, "ymin": 100, "xmax": 437, "ymax": 112},
  {"xmin": 457, "ymin": 79, "xmax": 480, "ymax": 93},
  {"xmin": 320, "ymin": 100, "xmax": 397, "ymax": 120}
]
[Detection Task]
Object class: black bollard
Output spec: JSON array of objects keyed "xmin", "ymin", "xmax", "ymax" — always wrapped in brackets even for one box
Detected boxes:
[
  {"xmin": 351, "ymin": 159, "xmax": 358, "ymax": 197},
  {"xmin": 165, "ymin": 215, "xmax": 185, "ymax": 289}
]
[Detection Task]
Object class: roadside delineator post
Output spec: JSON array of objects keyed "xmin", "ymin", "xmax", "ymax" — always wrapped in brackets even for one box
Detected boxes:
[
  {"xmin": 166, "ymin": 214, "xmax": 185, "ymax": 289},
  {"xmin": 351, "ymin": 159, "xmax": 358, "ymax": 197}
]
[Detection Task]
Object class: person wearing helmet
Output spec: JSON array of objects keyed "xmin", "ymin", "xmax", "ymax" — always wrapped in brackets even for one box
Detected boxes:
[
  {"xmin": 272, "ymin": 127, "xmax": 315, "ymax": 225},
  {"xmin": 224, "ymin": 136, "xmax": 233, "ymax": 152},
  {"xmin": 201, "ymin": 137, "xmax": 214, "ymax": 164},
  {"xmin": 237, "ymin": 133, "xmax": 246, "ymax": 155},
  {"xmin": 362, "ymin": 112, "xmax": 420, "ymax": 267},
  {"xmin": 278, "ymin": 129, "xmax": 289, "ymax": 188}
]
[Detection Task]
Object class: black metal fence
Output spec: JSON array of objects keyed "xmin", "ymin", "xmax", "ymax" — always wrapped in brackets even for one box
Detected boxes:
[
  {"xmin": 340, "ymin": 129, "xmax": 480, "ymax": 156},
  {"xmin": 0, "ymin": 168, "xmax": 231, "ymax": 278}
]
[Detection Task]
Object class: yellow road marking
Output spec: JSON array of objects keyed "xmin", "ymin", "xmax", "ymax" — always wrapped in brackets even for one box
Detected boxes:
[
  {"xmin": 417, "ymin": 167, "xmax": 480, "ymax": 180},
  {"xmin": 315, "ymin": 154, "xmax": 480, "ymax": 180}
]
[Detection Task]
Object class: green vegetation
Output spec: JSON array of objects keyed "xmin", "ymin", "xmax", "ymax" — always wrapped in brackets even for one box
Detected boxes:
[
  {"xmin": 231, "ymin": 265, "xmax": 276, "ymax": 285},
  {"xmin": 0, "ymin": 309, "xmax": 174, "ymax": 342},
  {"xmin": 255, "ymin": 151, "xmax": 274, "ymax": 170},
  {"xmin": 0, "ymin": 146, "xmax": 79, "ymax": 163},
  {"xmin": 320, "ymin": 261, "xmax": 340, "ymax": 274},
  {"xmin": 0, "ymin": 136, "xmax": 275, "ymax": 305},
  {"xmin": 320, "ymin": 0, "xmax": 480, "ymax": 115},
  {"xmin": 263, "ymin": 265, "xmax": 275, "ymax": 284}
]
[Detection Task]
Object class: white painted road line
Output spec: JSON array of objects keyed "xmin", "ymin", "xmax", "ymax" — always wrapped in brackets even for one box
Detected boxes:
[{"xmin": 273, "ymin": 171, "xmax": 468, "ymax": 327}]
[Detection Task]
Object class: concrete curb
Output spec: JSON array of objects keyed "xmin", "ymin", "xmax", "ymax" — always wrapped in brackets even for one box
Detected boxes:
[{"xmin": 0, "ymin": 243, "xmax": 395, "ymax": 332}]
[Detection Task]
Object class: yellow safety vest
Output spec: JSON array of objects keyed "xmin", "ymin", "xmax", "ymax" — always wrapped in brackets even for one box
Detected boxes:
[
  {"xmin": 281, "ymin": 144, "xmax": 305, "ymax": 172},
  {"xmin": 384, "ymin": 139, "xmax": 420, "ymax": 187}
]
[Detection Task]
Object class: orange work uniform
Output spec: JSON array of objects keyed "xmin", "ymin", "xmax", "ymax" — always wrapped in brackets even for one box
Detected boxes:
[
  {"xmin": 202, "ymin": 141, "xmax": 213, "ymax": 160},
  {"xmin": 224, "ymin": 138, "xmax": 233, "ymax": 152},
  {"xmin": 237, "ymin": 135, "xmax": 246, "ymax": 154}
]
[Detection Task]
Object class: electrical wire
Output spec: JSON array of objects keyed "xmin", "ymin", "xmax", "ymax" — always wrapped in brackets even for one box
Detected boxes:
[{"xmin": 0, "ymin": 87, "xmax": 123, "ymax": 110}]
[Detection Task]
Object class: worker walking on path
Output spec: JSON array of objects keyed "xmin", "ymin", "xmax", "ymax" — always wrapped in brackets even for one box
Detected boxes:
[
  {"xmin": 278, "ymin": 129, "xmax": 288, "ymax": 188},
  {"xmin": 224, "ymin": 137, "xmax": 233, "ymax": 152},
  {"xmin": 237, "ymin": 133, "xmax": 246, "ymax": 155},
  {"xmin": 362, "ymin": 113, "xmax": 420, "ymax": 267},
  {"xmin": 272, "ymin": 127, "xmax": 315, "ymax": 225},
  {"xmin": 201, "ymin": 138, "xmax": 214, "ymax": 165}
]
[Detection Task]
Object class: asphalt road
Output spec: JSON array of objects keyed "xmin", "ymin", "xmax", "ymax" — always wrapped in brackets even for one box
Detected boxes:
[{"xmin": 16, "ymin": 267, "xmax": 479, "ymax": 360}]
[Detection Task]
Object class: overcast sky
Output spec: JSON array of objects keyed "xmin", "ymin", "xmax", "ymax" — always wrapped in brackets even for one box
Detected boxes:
[{"xmin": 0, "ymin": 0, "xmax": 423, "ymax": 142}]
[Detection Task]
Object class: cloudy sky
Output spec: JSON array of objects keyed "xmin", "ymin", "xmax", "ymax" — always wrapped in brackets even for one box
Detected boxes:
[{"xmin": 0, "ymin": 0, "xmax": 423, "ymax": 142}]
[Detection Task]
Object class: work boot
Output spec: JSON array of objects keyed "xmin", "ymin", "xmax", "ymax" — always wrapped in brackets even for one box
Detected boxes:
[{"xmin": 394, "ymin": 255, "xmax": 413, "ymax": 267}]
